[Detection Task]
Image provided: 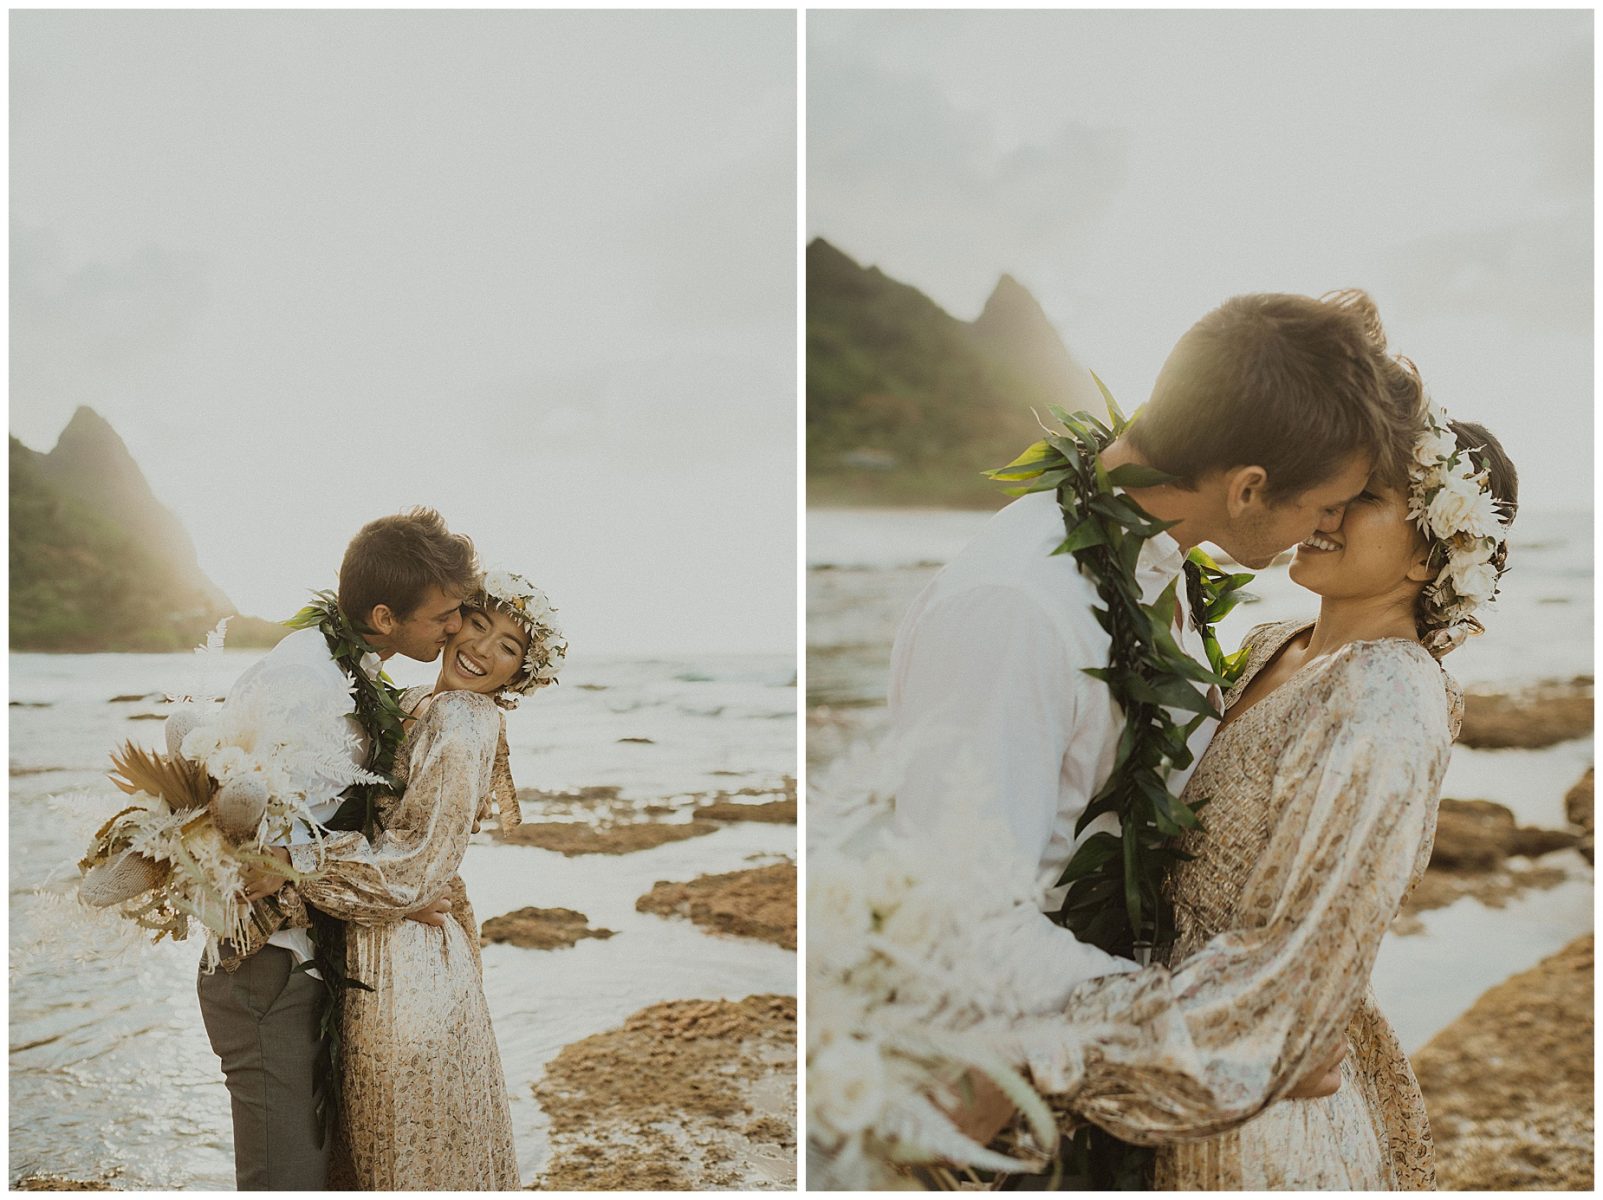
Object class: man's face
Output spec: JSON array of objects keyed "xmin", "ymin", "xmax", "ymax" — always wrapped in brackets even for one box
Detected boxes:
[
  {"xmin": 379, "ymin": 585, "xmax": 466, "ymax": 663},
  {"xmin": 1214, "ymin": 452, "xmax": 1373, "ymax": 570}
]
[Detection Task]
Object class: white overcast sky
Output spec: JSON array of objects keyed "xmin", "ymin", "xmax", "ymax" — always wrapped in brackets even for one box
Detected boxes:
[
  {"xmin": 809, "ymin": 9, "xmax": 1591, "ymax": 513},
  {"xmin": 12, "ymin": 10, "xmax": 796, "ymax": 656}
]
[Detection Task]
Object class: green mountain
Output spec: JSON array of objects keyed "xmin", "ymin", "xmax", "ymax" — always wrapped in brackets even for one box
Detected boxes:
[
  {"xmin": 11, "ymin": 407, "xmax": 287, "ymax": 652},
  {"xmin": 807, "ymin": 237, "xmax": 1100, "ymax": 507}
]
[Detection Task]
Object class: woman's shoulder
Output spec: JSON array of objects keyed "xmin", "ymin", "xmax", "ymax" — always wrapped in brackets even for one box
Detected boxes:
[
  {"xmin": 1320, "ymin": 637, "xmax": 1455, "ymax": 738},
  {"xmin": 416, "ymin": 689, "xmax": 502, "ymax": 740}
]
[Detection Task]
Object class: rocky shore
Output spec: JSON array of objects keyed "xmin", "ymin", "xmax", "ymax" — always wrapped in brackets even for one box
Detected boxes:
[
  {"xmin": 532, "ymin": 995, "xmax": 797, "ymax": 1190},
  {"xmin": 1457, "ymin": 679, "xmax": 1593, "ymax": 750},
  {"xmin": 481, "ymin": 907, "xmax": 617, "ymax": 951},
  {"xmin": 636, "ymin": 862, "xmax": 798, "ymax": 950},
  {"xmin": 1414, "ymin": 936, "xmax": 1593, "ymax": 1190}
]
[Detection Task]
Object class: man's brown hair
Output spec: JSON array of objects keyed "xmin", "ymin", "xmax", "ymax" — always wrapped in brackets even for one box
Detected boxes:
[
  {"xmin": 338, "ymin": 507, "xmax": 480, "ymax": 627},
  {"xmin": 1128, "ymin": 290, "xmax": 1421, "ymax": 500}
]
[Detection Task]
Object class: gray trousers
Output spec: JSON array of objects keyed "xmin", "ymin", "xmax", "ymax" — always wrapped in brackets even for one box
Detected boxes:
[{"xmin": 197, "ymin": 946, "xmax": 330, "ymax": 1191}]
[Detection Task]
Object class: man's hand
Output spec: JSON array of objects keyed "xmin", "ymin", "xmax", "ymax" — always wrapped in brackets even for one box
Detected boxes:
[
  {"xmin": 241, "ymin": 845, "xmax": 292, "ymax": 901},
  {"xmin": 405, "ymin": 896, "xmax": 453, "ymax": 927},
  {"xmin": 1285, "ymin": 1041, "xmax": 1347, "ymax": 1100},
  {"xmin": 938, "ymin": 1069, "xmax": 1017, "ymax": 1149}
]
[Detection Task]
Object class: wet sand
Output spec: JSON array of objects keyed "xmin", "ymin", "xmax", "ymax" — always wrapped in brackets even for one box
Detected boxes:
[
  {"xmin": 532, "ymin": 995, "xmax": 797, "ymax": 1190},
  {"xmin": 636, "ymin": 863, "xmax": 797, "ymax": 950},
  {"xmin": 1414, "ymin": 935, "xmax": 1593, "ymax": 1190}
]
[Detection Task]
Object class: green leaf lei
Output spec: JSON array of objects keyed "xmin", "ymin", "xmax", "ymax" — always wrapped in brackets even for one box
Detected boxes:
[
  {"xmin": 281, "ymin": 590, "xmax": 410, "ymax": 1143},
  {"xmin": 985, "ymin": 378, "xmax": 1252, "ymax": 1188}
]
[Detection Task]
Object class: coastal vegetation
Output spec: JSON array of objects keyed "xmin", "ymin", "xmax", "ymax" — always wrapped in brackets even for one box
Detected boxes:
[
  {"xmin": 806, "ymin": 237, "xmax": 1096, "ymax": 507},
  {"xmin": 10, "ymin": 407, "xmax": 287, "ymax": 652}
]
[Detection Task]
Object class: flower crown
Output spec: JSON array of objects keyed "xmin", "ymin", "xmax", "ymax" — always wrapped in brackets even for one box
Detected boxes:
[
  {"xmin": 1406, "ymin": 399, "xmax": 1509, "ymax": 656},
  {"xmin": 474, "ymin": 568, "xmax": 567, "ymax": 705}
]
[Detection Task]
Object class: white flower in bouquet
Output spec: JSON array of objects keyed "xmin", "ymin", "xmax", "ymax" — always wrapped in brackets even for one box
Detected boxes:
[
  {"xmin": 806, "ymin": 745, "xmax": 1130, "ymax": 1189},
  {"xmin": 74, "ymin": 622, "xmax": 386, "ymax": 967}
]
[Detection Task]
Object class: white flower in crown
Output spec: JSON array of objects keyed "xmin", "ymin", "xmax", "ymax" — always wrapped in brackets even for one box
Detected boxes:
[
  {"xmin": 1408, "ymin": 397, "xmax": 1508, "ymax": 643},
  {"xmin": 477, "ymin": 568, "xmax": 567, "ymax": 699},
  {"xmin": 1424, "ymin": 478, "xmax": 1481, "ymax": 540},
  {"xmin": 1413, "ymin": 424, "xmax": 1459, "ymax": 469}
]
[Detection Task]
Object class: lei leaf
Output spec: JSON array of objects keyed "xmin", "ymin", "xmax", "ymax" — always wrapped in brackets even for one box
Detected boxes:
[
  {"xmin": 988, "ymin": 397, "xmax": 1253, "ymax": 1189},
  {"xmin": 280, "ymin": 589, "xmax": 415, "ymax": 1145}
]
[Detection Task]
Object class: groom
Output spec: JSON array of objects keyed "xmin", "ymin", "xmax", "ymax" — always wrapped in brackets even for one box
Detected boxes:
[
  {"xmin": 195, "ymin": 507, "xmax": 480, "ymax": 1190},
  {"xmin": 889, "ymin": 291, "xmax": 1420, "ymax": 1170}
]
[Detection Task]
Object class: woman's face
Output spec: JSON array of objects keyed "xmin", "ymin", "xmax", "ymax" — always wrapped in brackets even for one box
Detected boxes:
[
  {"xmin": 436, "ymin": 605, "xmax": 530, "ymax": 695},
  {"xmin": 1288, "ymin": 479, "xmax": 1432, "ymax": 602}
]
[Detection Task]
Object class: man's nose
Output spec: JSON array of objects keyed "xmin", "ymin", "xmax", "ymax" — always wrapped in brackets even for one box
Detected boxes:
[
  {"xmin": 445, "ymin": 611, "xmax": 463, "ymax": 635},
  {"xmin": 1316, "ymin": 506, "xmax": 1346, "ymax": 534}
]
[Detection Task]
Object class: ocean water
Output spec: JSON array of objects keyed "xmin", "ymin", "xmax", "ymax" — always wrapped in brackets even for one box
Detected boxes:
[
  {"xmin": 806, "ymin": 506, "xmax": 1593, "ymax": 1050},
  {"xmin": 9, "ymin": 649, "xmax": 797, "ymax": 1189}
]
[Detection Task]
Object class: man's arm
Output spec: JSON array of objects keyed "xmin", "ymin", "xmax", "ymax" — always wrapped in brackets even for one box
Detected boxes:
[{"xmin": 890, "ymin": 584, "xmax": 1133, "ymax": 997}]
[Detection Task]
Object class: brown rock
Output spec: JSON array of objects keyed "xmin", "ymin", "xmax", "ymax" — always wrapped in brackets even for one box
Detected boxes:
[
  {"xmin": 1413, "ymin": 935, "xmax": 1593, "ymax": 1190},
  {"xmin": 1459, "ymin": 683, "xmax": 1593, "ymax": 750},
  {"xmin": 14, "ymin": 1179, "xmax": 114, "ymax": 1192},
  {"xmin": 480, "ymin": 907, "xmax": 616, "ymax": 951},
  {"xmin": 533, "ymin": 995, "xmax": 796, "ymax": 1190},
  {"xmin": 1564, "ymin": 769, "xmax": 1593, "ymax": 831},
  {"xmin": 1429, "ymin": 798, "xmax": 1577, "ymax": 871},
  {"xmin": 637, "ymin": 863, "xmax": 797, "ymax": 950},
  {"xmin": 697, "ymin": 799, "xmax": 797, "ymax": 824},
  {"xmin": 497, "ymin": 820, "xmax": 717, "ymax": 856}
]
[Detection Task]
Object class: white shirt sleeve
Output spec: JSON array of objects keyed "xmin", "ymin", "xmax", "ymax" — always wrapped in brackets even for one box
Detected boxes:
[{"xmin": 889, "ymin": 583, "xmax": 1131, "ymax": 994}]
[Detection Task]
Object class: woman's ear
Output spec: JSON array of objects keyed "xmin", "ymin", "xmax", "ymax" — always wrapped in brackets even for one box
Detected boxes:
[{"xmin": 1405, "ymin": 539, "xmax": 1438, "ymax": 584}]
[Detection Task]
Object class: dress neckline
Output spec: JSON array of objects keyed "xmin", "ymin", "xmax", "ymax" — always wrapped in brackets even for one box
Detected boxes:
[{"xmin": 1217, "ymin": 619, "xmax": 1433, "ymax": 736}]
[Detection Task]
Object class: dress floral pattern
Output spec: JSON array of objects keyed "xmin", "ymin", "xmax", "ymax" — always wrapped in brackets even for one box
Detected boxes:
[
  {"xmin": 1038, "ymin": 620, "xmax": 1458, "ymax": 1191},
  {"xmin": 294, "ymin": 687, "xmax": 520, "ymax": 1191}
]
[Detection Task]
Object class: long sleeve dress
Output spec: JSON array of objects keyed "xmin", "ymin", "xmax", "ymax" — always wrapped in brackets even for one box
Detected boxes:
[
  {"xmin": 292, "ymin": 687, "xmax": 521, "ymax": 1191},
  {"xmin": 1035, "ymin": 621, "xmax": 1458, "ymax": 1190}
]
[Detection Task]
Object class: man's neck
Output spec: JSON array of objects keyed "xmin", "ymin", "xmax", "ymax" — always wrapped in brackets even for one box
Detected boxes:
[{"xmin": 1098, "ymin": 436, "xmax": 1210, "ymax": 554}]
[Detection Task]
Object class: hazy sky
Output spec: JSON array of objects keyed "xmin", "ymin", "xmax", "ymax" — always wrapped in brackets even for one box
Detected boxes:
[
  {"xmin": 809, "ymin": 10, "xmax": 1591, "ymax": 513},
  {"xmin": 13, "ymin": 10, "xmax": 796, "ymax": 656}
]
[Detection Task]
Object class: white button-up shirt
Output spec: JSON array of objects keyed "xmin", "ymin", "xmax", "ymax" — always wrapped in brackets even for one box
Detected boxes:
[
  {"xmin": 888, "ymin": 490, "xmax": 1219, "ymax": 995},
  {"xmin": 220, "ymin": 626, "xmax": 380, "ymax": 969}
]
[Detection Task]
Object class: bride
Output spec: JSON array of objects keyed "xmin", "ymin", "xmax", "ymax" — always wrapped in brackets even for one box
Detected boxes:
[
  {"xmin": 273, "ymin": 569, "xmax": 565, "ymax": 1190},
  {"xmin": 1134, "ymin": 401, "xmax": 1517, "ymax": 1188}
]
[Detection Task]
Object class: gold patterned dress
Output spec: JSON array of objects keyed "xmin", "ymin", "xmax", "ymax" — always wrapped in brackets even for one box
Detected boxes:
[
  {"xmin": 294, "ymin": 687, "xmax": 522, "ymax": 1191},
  {"xmin": 1151, "ymin": 619, "xmax": 1462, "ymax": 1190}
]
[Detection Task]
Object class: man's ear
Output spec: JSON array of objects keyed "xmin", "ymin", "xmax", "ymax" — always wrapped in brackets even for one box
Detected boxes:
[
  {"xmin": 1224, "ymin": 465, "xmax": 1270, "ymax": 518},
  {"xmin": 367, "ymin": 604, "xmax": 397, "ymax": 636}
]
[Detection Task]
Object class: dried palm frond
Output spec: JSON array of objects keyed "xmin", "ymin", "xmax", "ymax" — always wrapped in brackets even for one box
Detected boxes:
[
  {"xmin": 80, "ymin": 849, "xmax": 170, "ymax": 907},
  {"xmin": 108, "ymin": 740, "xmax": 213, "ymax": 812}
]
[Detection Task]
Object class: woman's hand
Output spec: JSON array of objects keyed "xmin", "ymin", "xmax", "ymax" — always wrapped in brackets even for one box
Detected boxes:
[
  {"xmin": 404, "ymin": 896, "xmax": 453, "ymax": 927},
  {"xmin": 240, "ymin": 845, "xmax": 292, "ymax": 901},
  {"xmin": 1285, "ymin": 1041, "xmax": 1347, "ymax": 1100}
]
